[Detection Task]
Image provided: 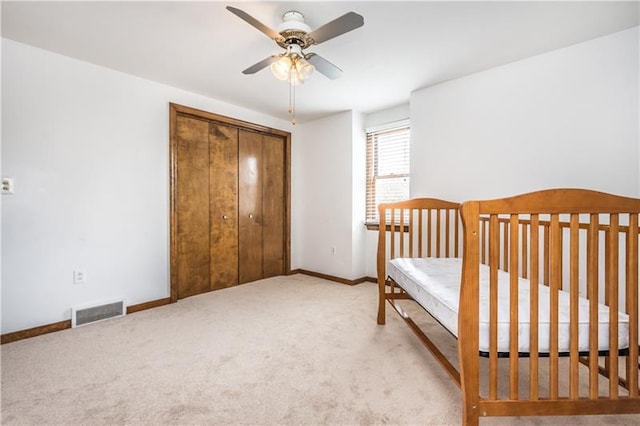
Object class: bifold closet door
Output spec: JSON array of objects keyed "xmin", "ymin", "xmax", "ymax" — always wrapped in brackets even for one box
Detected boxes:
[
  {"xmin": 174, "ymin": 109, "xmax": 287, "ymax": 299},
  {"xmin": 176, "ymin": 118, "xmax": 240, "ymax": 298},
  {"xmin": 238, "ymin": 130, "xmax": 264, "ymax": 284},
  {"xmin": 209, "ymin": 123, "xmax": 239, "ymax": 290},
  {"xmin": 237, "ymin": 131, "xmax": 286, "ymax": 283},
  {"xmin": 175, "ymin": 115, "xmax": 212, "ymax": 298},
  {"xmin": 261, "ymin": 135, "xmax": 285, "ymax": 278}
]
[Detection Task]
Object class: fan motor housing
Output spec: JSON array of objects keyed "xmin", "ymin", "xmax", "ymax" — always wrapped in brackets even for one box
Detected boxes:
[
  {"xmin": 276, "ymin": 11, "xmax": 313, "ymax": 49},
  {"xmin": 277, "ymin": 30, "xmax": 310, "ymax": 48}
]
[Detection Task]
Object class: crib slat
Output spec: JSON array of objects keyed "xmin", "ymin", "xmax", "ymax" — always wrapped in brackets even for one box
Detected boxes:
[
  {"xmin": 427, "ymin": 209, "xmax": 432, "ymax": 257},
  {"xmin": 549, "ymin": 214, "xmax": 561, "ymax": 399},
  {"xmin": 607, "ymin": 214, "xmax": 620, "ymax": 399},
  {"xmin": 522, "ymin": 222, "xmax": 528, "ymax": 279},
  {"xmin": 390, "ymin": 208, "xmax": 396, "ymax": 260},
  {"xmin": 503, "ymin": 221, "xmax": 509, "ymax": 272},
  {"xmin": 490, "ymin": 214, "xmax": 499, "ymax": 399},
  {"xmin": 544, "ymin": 224, "xmax": 550, "ymax": 286},
  {"xmin": 588, "ymin": 214, "xmax": 600, "ymax": 399},
  {"xmin": 559, "ymin": 233, "xmax": 564, "ymax": 292},
  {"xmin": 436, "ymin": 209, "xmax": 442, "ymax": 257},
  {"xmin": 509, "ymin": 214, "xmax": 519, "ymax": 399},
  {"xmin": 455, "ymin": 210, "xmax": 460, "ymax": 258},
  {"xmin": 418, "ymin": 209, "xmax": 423, "ymax": 258},
  {"xmin": 481, "ymin": 219, "xmax": 487, "ymax": 264},
  {"xmin": 626, "ymin": 214, "xmax": 639, "ymax": 397},
  {"xmin": 409, "ymin": 209, "xmax": 414, "ymax": 258},
  {"xmin": 400, "ymin": 208, "xmax": 405, "ymax": 258},
  {"xmin": 445, "ymin": 208, "xmax": 451, "ymax": 257},
  {"xmin": 530, "ymin": 214, "xmax": 540, "ymax": 400},
  {"xmin": 569, "ymin": 214, "xmax": 580, "ymax": 399}
]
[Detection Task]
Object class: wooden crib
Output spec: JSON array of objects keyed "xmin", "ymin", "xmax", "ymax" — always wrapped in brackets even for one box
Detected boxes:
[{"xmin": 376, "ymin": 189, "xmax": 640, "ymax": 425}]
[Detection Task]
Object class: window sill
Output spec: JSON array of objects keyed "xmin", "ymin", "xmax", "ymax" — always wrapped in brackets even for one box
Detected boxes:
[
  {"xmin": 365, "ymin": 222, "xmax": 379, "ymax": 231},
  {"xmin": 365, "ymin": 222, "xmax": 409, "ymax": 232}
]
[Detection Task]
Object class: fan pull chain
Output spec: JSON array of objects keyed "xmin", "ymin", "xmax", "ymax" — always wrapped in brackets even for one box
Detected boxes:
[
  {"xmin": 288, "ymin": 70, "xmax": 296, "ymax": 125},
  {"xmin": 291, "ymin": 78, "xmax": 296, "ymax": 125},
  {"xmin": 288, "ymin": 73, "xmax": 293, "ymax": 114}
]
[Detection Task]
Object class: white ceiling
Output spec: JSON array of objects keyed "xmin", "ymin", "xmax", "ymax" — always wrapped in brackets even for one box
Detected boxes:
[{"xmin": 2, "ymin": 1, "xmax": 639, "ymax": 123}]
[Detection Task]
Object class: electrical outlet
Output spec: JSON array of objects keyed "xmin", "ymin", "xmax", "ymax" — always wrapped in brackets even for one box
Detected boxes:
[
  {"xmin": 1, "ymin": 177, "xmax": 15, "ymax": 194},
  {"xmin": 73, "ymin": 270, "xmax": 87, "ymax": 284}
]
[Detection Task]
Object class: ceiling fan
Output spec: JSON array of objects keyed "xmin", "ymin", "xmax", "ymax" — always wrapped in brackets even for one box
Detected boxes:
[{"xmin": 226, "ymin": 6, "xmax": 364, "ymax": 82}]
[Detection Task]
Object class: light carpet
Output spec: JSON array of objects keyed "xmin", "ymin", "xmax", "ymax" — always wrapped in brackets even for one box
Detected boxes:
[{"xmin": 1, "ymin": 274, "xmax": 638, "ymax": 425}]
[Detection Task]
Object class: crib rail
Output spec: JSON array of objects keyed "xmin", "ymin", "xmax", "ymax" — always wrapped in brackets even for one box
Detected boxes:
[
  {"xmin": 376, "ymin": 198, "xmax": 464, "ymax": 386},
  {"xmin": 376, "ymin": 198, "xmax": 461, "ymax": 325},
  {"xmin": 478, "ymin": 216, "xmax": 640, "ymax": 282}
]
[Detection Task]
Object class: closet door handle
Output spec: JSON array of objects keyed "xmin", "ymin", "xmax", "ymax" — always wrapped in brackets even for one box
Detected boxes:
[
  {"xmin": 222, "ymin": 215, "xmax": 228, "ymax": 220},
  {"xmin": 249, "ymin": 214, "xmax": 253, "ymax": 219}
]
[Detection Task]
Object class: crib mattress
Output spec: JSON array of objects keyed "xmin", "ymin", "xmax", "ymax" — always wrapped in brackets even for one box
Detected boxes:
[{"xmin": 387, "ymin": 258, "xmax": 631, "ymax": 353}]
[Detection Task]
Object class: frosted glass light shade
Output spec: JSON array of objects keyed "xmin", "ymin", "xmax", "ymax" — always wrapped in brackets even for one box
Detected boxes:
[
  {"xmin": 270, "ymin": 56, "xmax": 292, "ymax": 80},
  {"xmin": 295, "ymin": 58, "xmax": 314, "ymax": 80}
]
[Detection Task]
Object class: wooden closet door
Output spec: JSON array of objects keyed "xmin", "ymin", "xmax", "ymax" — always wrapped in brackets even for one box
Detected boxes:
[
  {"xmin": 262, "ymin": 135, "xmax": 285, "ymax": 278},
  {"xmin": 209, "ymin": 123, "xmax": 239, "ymax": 290},
  {"xmin": 176, "ymin": 115, "xmax": 211, "ymax": 298},
  {"xmin": 170, "ymin": 103, "xmax": 290, "ymax": 301},
  {"xmin": 238, "ymin": 130, "xmax": 264, "ymax": 284}
]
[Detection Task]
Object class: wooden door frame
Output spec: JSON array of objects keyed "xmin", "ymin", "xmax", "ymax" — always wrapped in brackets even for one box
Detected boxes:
[{"xmin": 169, "ymin": 103, "xmax": 292, "ymax": 302}]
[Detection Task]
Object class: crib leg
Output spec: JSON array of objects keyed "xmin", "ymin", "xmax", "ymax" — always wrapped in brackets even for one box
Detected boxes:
[
  {"xmin": 377, "ymin": 305, "xmax": 385, "ymax": 324},
  {"xmin": 461, "ymin": 389, "xmax": 480, "ymax": 426},
  {"xmin": 462, "ymin": 406, "xmax": 479, "ymax": 426},
  {"xmin": 377, "ymin": 296, "xmax": 386, "ymax": 325},
  {"xmin": 377, "ymin": 279, "xmax": 386, "ymax": 325}
]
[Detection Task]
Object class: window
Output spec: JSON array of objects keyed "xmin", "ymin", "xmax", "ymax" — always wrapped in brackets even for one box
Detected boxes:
[{"xmin": 365, "ymin": 120, "xmax": 410, "ymax": 225}]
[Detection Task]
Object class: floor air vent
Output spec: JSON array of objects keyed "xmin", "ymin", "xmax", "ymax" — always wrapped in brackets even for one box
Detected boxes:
[{"xmin": 72, "ymin": 300, "xmax": 125, "ymax": 327}]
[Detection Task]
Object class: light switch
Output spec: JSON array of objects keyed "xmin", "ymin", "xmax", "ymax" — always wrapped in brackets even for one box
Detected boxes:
[{"xmin": 1, "ymin": 177, "xmax": 15, "ymax": 194}]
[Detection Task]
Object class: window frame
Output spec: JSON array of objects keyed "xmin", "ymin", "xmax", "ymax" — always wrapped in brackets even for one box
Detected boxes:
[{"xmin": 365, "ymin": 119, "xmax": 411, "ymax": 229}]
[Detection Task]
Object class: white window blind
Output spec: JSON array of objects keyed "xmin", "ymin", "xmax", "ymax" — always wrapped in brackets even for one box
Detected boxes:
[{"xmin": 365, "ymin": 121, "xmax": 410, "ymax": 224}]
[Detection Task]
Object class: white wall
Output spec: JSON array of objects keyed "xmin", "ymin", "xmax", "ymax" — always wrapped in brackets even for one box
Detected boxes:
[
  {"xmin": 293, "ymin": 110, "xmax": 366, "ymax": 279},
  {"xmin": 1, "ymin": 39, "xmax": 293, "ymax": 334},
  {"xmin": 351, "ymin": 112, "xmax": 367, "ymax": 279},
  {"xmin": 364, "ymin": 103, "xmax": 410, "ymax": 130},
  {"xmin": 411, "ymin": 27, "xmax": 640, "ymax": 202}
]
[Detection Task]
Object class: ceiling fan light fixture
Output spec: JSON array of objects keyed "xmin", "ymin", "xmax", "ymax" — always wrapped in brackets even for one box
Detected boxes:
[
  {"xmin": 270, "ymin": 55, "xmax": 292, "ymax": 80},
  {"xmin": 295, "ymin": 57, "xmax": 315, "ymax": 81},
  {"xmin": 227, "ymin": 6, "xmax": 364, "ymax": 123}
]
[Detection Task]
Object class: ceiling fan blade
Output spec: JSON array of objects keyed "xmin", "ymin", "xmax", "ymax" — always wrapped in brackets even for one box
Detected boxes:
[
  {"xmin": 305, "ymin": 53, "xmax": 343, "ymax": 80},
  {"xmin": 226, "ymin": 6, "xmax": 284, "ymax": 43},
  {"xmin": 242, "ymin": 55, "xmax": 281, "ymax": 75},
  {"xmin": 306, "ymin": 12, "xmax": 364, "ymax": 45}
]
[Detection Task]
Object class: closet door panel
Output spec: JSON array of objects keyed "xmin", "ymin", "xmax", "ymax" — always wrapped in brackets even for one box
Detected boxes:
[
  {"xmin": 238, "ymin": 130, "xmax": 264, "ymax": 284},
  {"xmin": 176, "ymin": 115, "xmax": 211, "ymax": 298},
  {"xmin": 209, "ymin": 123, "xmax": 239, "ymax": 290},
  {"xmin": 262, "ymin": 135, "xmax": 285, "ymax": 278}
]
